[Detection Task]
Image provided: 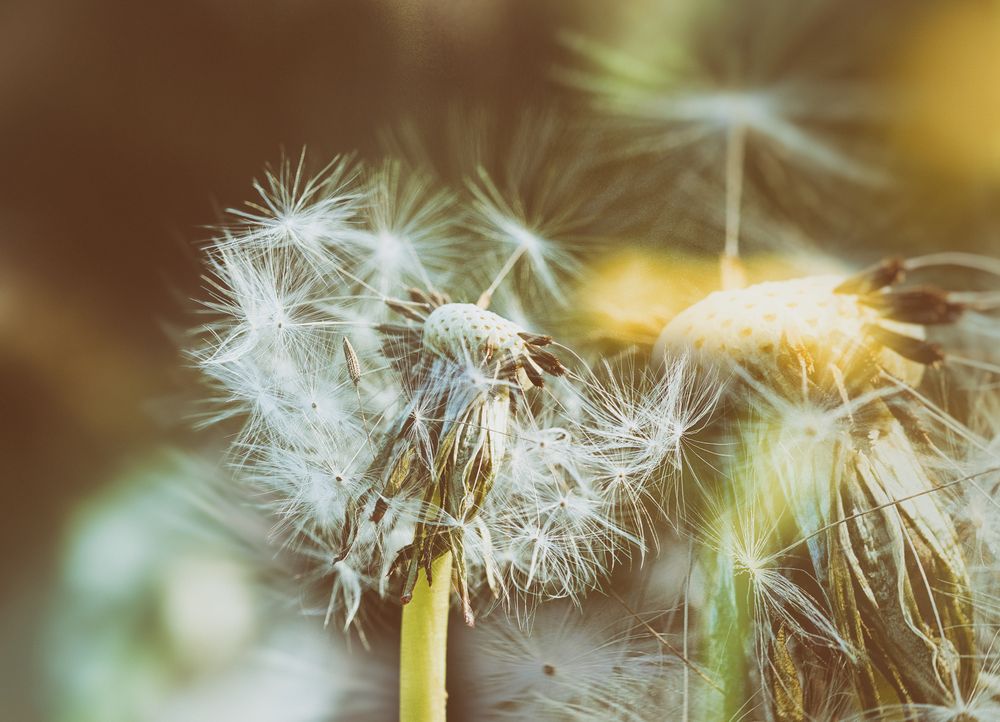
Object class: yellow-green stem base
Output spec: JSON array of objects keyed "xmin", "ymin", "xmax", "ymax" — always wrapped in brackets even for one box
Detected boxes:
[{"xmin": 400, "ymin": 552, "xmax": 452, "ymax": 722}]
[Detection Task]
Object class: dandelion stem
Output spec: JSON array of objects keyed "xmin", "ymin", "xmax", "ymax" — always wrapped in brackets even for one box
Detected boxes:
[
  {"xmin": 700, "ymin": 545, "xmax": 752, "ymax": 720},
  {"xmin": 724, "ymin": 122, "xmax": 746, "ymax": 259},
  {"xmin": 721, "ymin": 122, "xmax": 747, "ymax": 291},
  {"xmin": 478, "ymin": 244, "xmax": 528, "ymax": 308},
  {"xmin": 399, "ymin": 551, "xmax": 452, "ymax": 722}
]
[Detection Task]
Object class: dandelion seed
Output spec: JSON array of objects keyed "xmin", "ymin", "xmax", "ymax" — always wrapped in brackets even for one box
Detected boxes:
[
  {"xmin": 341, "ymin": 160, "xmax": 465, "ymax": 298},
  {"xmin": 561, "ymin": 11, "xmax": 885, "ymax": 184},
  {"xmin": 342, "ymin": 336, "xmax": 362, "ymax": 385},
  {"xmin": 459, "ymin": 112, "xmax": 620, "ymax": 307},
  {"xmin": 223, "ymin": 153, "xmax": 362, "ymax": 262},
  {"xmin": 574, "ymin": 354, "xmax": 725, "ymax": 481},
  {"xmin": 561, "ymin": 8, "xmax": 888, "ymax": 278}
]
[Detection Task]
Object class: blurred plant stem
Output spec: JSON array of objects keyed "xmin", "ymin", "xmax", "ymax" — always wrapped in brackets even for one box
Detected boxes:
[
  {"xmin": 400, "ymin": 551, "xmax": 452, "ymax": 722},
  {"xmin": 700, "ymin": 546, "xmax": 751, "ymax": 721}
]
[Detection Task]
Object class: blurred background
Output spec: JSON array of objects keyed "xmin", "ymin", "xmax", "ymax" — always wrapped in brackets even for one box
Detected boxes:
[{"xmin": 2, "ymin": 1, "xmax": 999, "ymax": 719}]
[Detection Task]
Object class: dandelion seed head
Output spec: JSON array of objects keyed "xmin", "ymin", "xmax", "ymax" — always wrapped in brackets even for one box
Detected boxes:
[
  {"xmin": 191, "ymin": 149, "xmax": 646, "ymax": 627},
  {"xmin": 423, "ymin": 303, "xmax": 529, "ymax": 362},
  {"xmin": 664, "ymin": 260, "xmax": 995, "ymax": 714},
  {"xmin": 662, "ymin": 275, "xmax": 857, "ymax": 358},
  {"xmin": 657, "ymin": 272, "xmax": 930, "ymax": 395}
]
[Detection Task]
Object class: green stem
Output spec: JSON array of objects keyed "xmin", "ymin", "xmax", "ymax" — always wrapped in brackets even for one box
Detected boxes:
[
  {"xmin": 400, "ymin": 551, "xmax": 452, "ymax": 722},
  {"xmin": 699, "ymin": 546, "xmax": 751, "ymax": 720}
]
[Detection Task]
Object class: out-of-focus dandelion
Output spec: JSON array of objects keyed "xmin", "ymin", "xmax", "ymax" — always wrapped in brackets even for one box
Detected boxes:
[
  {"xmin": 453, "ymin": 597, "xmax": 679, "ymax": 721},
  {"xmin": 561, "ymin": 2, "xmax": 888, "ymax": 288},
  {"xmin": 45, "ymin": 450, "xmax": 397, "ymax": 722},
  {"xmin": 654, "ymin": 256, "xmax": 1000, "ymax": 719}
]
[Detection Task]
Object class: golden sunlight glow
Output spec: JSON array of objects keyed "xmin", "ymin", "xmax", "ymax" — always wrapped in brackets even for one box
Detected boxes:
[
  {"xmin": 894, "ymin": 2, "xmax": 1000, "ymax": 177},
  {"xmin": 577, "ymin": 249, "xmax": 842, "ymax": 345}
]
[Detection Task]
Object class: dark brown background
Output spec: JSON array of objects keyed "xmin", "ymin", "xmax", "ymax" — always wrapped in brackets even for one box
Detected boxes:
[{"xmin": 2, "ymin": 2, "xmax": 997, "ymax": 719}]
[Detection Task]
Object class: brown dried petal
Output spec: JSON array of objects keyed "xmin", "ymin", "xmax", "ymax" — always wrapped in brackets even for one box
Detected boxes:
[
  {"xmin": 860, "ymin": 288, "xmax": 965, "ymax": 325},
  {"xmin": 834, "ymin": 258, "xmax": 906, "ymax": 295}
]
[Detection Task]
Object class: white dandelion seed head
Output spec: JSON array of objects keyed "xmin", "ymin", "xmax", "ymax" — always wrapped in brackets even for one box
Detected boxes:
[{"xmin": 190, "ymin": 148, "xmax": 650, "ymax": 627}]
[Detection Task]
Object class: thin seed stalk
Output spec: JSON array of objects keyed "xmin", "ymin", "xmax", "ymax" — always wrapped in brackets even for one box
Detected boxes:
[{"xmin": 400, "ymin": 551, "xmax": 452, "ymax": 722}]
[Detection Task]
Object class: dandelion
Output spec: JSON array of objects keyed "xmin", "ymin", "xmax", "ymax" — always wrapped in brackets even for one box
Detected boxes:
[
  {"xmin": 362, "ymin": 291, "xmax": 568, "ymax": 618},
  {"xmin": 561, "ymin": 6, "xmax": 888, "ymax": 288},
  {"xmin": 654, "ymin": 256, "xmax": 1000, "ymax": 719},
  {"xmin": 189, "ymin": 149, "xmax": 667, "ymax": 721}
]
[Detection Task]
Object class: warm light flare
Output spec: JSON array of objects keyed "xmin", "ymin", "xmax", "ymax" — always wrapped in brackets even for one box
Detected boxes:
[
  {"xmin": 894, "ymin": 2, "xmax": 1000, "ymax": 178},
  {"xmin": 577, "ymin": 249, "xmax": 843, "ymax": 345}
]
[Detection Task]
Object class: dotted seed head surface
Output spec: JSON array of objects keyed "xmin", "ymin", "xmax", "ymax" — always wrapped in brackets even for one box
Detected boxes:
[
  {"xmin": 656, "ymin": 275, "xmax": 924, "ymax": 383},
  {"xmin": 422, "ymin": 303, "xmax": 529, "ymax": 362}
]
